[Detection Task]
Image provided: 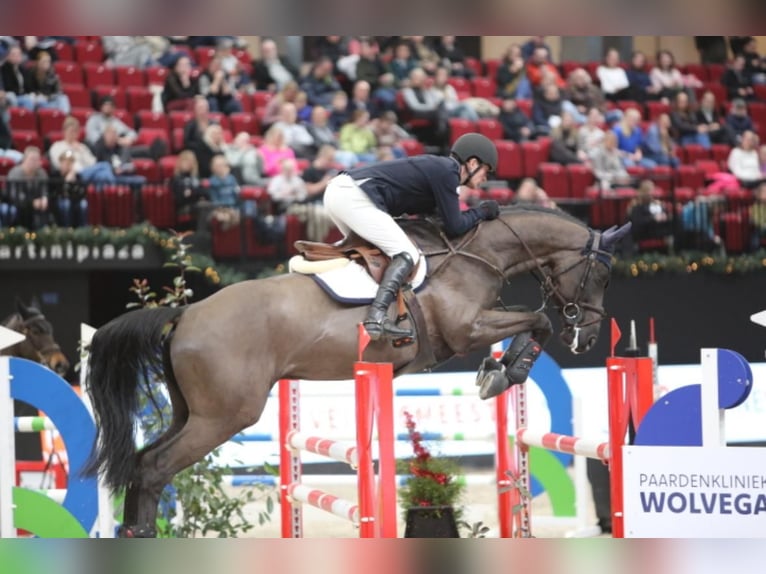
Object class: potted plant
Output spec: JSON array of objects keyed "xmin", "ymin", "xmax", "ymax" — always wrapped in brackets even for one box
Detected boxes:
[{"xmin": 398, "ymin": 411, "xmax": 466, "ymax": 538}]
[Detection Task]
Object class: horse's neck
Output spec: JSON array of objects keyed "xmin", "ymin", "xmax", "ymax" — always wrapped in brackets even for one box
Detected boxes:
[{"xmin": 488, "ymin": 213, "xmax": 586, "ymax": 275}]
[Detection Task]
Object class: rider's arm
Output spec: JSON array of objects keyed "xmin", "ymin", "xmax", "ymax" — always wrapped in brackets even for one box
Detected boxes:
[{"xmin": 431, "ymin": 171, "xmax": 485, "ymax": 237}]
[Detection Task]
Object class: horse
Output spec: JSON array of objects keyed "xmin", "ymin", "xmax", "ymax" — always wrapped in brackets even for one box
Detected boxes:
[
  {"xmin": 84, "ymin": 205, "xmax": 631, "ymax": 537},
  {"xmin": 1, "ymin": 298, "xmax": 70, "ymax": 377}
]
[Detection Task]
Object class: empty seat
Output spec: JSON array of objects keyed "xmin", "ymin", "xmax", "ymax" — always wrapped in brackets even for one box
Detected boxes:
[
  {"xmin": 116, "ymin": 66, "xmax": 147, "ymax": 88},
  {"xmin": 494, "ymin": 140, "xmax": 523, "ymax": 180},
  {"xmin": 538, "ymin": 163, "xmax": 569, "ymax": 198},
  {"xmin": 476, "ymin": 118, "xmax": 503, "ymax": 141}
]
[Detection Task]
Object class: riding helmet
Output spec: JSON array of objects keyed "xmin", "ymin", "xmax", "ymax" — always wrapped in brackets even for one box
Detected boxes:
[{"xmin": 450, "ymin": 133, "xmax": 498, "ymax": 172}]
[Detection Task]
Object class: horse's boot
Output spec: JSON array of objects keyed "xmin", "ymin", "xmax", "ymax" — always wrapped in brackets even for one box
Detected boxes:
[
  {"xmin": 363, "ymin": 252, "xmax": 415, "ymax": 341},
  {"xmin": 502, "ymin": 331, "xmax": 542, "ymax": 385}
]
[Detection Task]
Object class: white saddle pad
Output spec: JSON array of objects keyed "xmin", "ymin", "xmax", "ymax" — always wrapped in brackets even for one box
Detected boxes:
[{"xmin": 289, "ymin": 255, "xmax": 427, "ymax": 305}]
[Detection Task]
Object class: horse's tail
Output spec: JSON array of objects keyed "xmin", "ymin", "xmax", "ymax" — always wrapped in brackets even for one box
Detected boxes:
[{"xmin": 83, "ymin": 306, "xmax": 185, "ymax": 493}]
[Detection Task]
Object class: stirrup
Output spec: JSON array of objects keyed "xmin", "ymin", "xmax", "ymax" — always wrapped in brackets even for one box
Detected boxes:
[{"xmin": 363, "ymin": 318, "xmax": 414, "ymax": 342}]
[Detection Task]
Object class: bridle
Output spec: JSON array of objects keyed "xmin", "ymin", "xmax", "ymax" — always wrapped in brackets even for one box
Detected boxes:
[{"xmin": 423, "ymin": 217, "xmax": 613, "ymax": 335}]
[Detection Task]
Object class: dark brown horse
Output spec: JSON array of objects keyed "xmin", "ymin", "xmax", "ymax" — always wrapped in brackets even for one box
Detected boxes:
[
  {"xmin": 84, "ymin": 206, "xmax": 631, "ymax": 537},
  {"xmin": 1, "ymin": 298, "xmax": 70, "ymax": 376}
]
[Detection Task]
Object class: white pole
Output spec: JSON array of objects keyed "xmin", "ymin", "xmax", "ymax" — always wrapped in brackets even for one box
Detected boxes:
[
  {"xmin": 700, "ymin": 348, "xmax": 725, "ymax": 447},
  {"xmin": 567, "ymin": 396, "xmax": 602, "ymax": 538},
  {"xmin": 0, "ymin": 357, "xmax": 17, "ymax": 538}
]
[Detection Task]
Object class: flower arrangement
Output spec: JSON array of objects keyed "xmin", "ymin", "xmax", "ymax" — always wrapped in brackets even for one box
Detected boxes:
[{"xmin": 397, "ymin": 411, "xmax": 466, "ymax": 520}]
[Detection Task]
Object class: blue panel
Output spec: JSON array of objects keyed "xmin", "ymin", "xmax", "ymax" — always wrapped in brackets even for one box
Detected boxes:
[
  {"xmin": 717, "ymin": 349, "xmax": 753, "ymax": 409},
  {"xmin": 634, "ymin": 385, "xmax": 703, "ymax": 447}
]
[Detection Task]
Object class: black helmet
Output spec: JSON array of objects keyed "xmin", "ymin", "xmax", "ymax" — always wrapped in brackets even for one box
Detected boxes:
[{"xmin": 450, "ymin": 133, "xmax": 498, "ymax": 172}]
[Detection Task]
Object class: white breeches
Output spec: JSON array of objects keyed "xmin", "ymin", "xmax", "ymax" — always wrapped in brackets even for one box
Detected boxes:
[{"xmin": 323, "ymin": 174, "xmax": 421, "ymax": 264}]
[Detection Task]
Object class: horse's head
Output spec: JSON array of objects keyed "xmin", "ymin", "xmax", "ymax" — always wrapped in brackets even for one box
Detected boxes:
[
  {"xmin": 4, "ymin": 298, "xmax": 70, "ymax": 376},
  {"xmin": 545, "ymin": 223, "xmax": 632, "ymax": 354}
]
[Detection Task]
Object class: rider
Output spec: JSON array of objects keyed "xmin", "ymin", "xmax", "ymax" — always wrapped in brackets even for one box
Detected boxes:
[{"xmin": 323, "ymin": 132, "xmax": 500, "ymax": 342}]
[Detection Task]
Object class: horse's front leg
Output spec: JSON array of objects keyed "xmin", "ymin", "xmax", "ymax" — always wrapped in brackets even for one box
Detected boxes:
[{"xmin": 463, "ymin": 309, "xmax": 552, "ymax": 400}]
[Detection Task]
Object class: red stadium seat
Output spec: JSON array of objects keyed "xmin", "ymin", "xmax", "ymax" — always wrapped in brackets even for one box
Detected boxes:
[
  {"xmin": 169, "ymin": 110, "xmax": 194, "ymax": 131},
  {"xmin": 251, "ymin": 90, "xmax": 273, "ymax": 110},
  {"xmin": 520, "ymin": 140, "xmax": 549, "ymax": 179},
  {"xmin": 683, "ymin": 64, "xmax": 708, "ymax": 83},
  {"xmin": 194, "ymin": 47, "xmax": 216, "ymax": 69},
  {"xmin": 676, "ymin": 165, "xmax": 706, "ymax": 191},
  {"xmin": 0, "ymin": 157, "xmax": 16, "ymax": 176},
  {"xmin": 37, "ymin": 108, "xmax": 68, "ymax": 135},
  {"xmin": 400, "ymin": 139, "xmax": 425, "ymax": 156},
  {"xmin": 132, "ymin": 158, "xmax": 160, "ymax": 182},
  {"xmin": 476, "ymin": 118, "xmax": 503, "ymax": 141},
  {"xmin": 136, "ymin": 127, "xmax": 170, "ymax": 146},
  {"xmin": 53, "ymin": 61, "xmax": 83, "ymax": 85},
  {"xmin": 566, "ymin": 164, "xmax": 595, "ymax": 199},
  {"xmin": 447, "ymin": 77, "xmax": 470, "ymax": 93},
  {"xmin": 137, "ymin": 110, "xmax": 170, "ymax": 132},
  {"xmin": 645, "ymin": 101, "xmax": 671, "ymax": 121},
  {"xmin": 75, "ymin": 41, "xmax": 104, "ymax": 64},
  {"xmin": 8, "ymin": 107, "xmax": 37, "ymax": 132},
  {"xmin": 158, "ymin": 155, "xmax": 178, "ymax": 180},
  {"xmin": 116, "ymin": 66, "xmax": 147, "ymax": 88},
  {"xmin": 112, "ymin": 108, "xmax": 135, "ymax": 129},
  {"xmin": 102, "ymin": 185, "xmax": 135, "ymax": 228},
  {"xmin": 484, "ymin": 59, "xmax": 501, "ymax": 81},
  {"xmin": 538, "ymin": 162, "xmax": 569, "ymax": 198},
  {"xmin": 172, "ymin": 128, "xmax": 185, "ymax": 153},
  {"xmin": 126, "ymin": 87, "xmax": 154, "ymax": 114},
  {"xmin": 516, "ymin": 99, "xmax": 533, "ymax": 118},
  {"xmin": 464, "ymin": 57, "xmax": 483, "ymax": 78},
  {"xmin": 53, "ymin": 41, "xmax": 74, "ymax": 62},
  {"xmin": 86, "ymin": 185, "xmax": 104, "ymax": 226},
  {"xmin": 682, "ymin": 144, "xmax": 710, "ymax": 164},
  {"xmin": 11, "ymin": 130, "xmax": 42, "ymax": 151},
  {"xmin": 229, "ymin": 112, "xmax": 260, "ymax": 135},
  {"xmin": 706, "ymin": 64, "xmax": 725, "ymax": 83},
  {"xmin": 710, "ymin": 144, "xmax": 731, "ymax": 164},
  {"xmin": 83, "ymin": 63, "xmax": 115, "ymax": 88},
  {"xmin": 70, "ymin": 108, "xmax": 94, "ymax": 127},
  {"xmin": 494, "ymin": 140, "xmax": 523, "ymax": 180},
  {"xmin": 140, "ymin": 184, "xmax": 176, "ymax": 228},
  {"xmin": 93, "ymin": 86, "xmax": 127, "ymax": 110},
  {"xmin": 62, "ymin": 84, "xmax": 91, "ymax": 109},
  {"xmin": 146, "ymin": 67, "xmax": 169, "ymax": 86},
  {"xmin": 470, "ymin": 77, "xmax": 496, "ymax": 99},
  {"xmin": 447, "ymin": 118, "xmax": 476, "ymax": 147}
]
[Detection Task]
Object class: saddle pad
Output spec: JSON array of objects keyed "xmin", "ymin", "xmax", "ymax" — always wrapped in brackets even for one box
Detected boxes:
[{"xmin": 289, "ymin": 255, "xmax": 427, "ymax": 305}]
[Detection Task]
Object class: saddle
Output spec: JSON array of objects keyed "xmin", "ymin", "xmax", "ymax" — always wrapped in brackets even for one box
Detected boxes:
[{"xmin": 294, "ymin": 234, "xmax": 390, "ymax": 284}]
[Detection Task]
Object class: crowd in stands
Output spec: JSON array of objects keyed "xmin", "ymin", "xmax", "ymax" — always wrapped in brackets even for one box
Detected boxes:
[{"xmin": 1, "ymin": 35, "xmax": 766, "ymax": 258}]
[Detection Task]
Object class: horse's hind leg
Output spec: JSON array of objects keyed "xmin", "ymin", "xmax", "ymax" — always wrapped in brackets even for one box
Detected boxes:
[{"xmin": 122, "ymin": 414, "xmax": 244, "ymax": 537}]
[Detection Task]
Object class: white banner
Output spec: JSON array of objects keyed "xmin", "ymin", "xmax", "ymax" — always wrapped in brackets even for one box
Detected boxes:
[{"xmin": 623, "ymin": 446, "xmax": 766, "ymax": 538}]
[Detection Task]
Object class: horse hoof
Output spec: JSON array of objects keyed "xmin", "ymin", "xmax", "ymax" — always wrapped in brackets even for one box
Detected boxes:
[{"xmin": 478, "ymin": 369, "xmax": 509, "ymax": 400}]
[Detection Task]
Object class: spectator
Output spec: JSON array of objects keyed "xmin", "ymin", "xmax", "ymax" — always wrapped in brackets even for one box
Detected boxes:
[
  {"xmin": 370, "ymin": 111, "xmax": 409, "ymax": 159},
  {"xmin": 695, "ymin": 36, "xmax": 728, "ymax": 65},
  {"xmin": 591, "ymin": 131, "xmax": 632, "ymax": 190},
  {"xmin": 651, "ymin": 50, "xmax": 700, "ymax": 102},
  {"xmin": 0, "ymin": 98, "xmax": 22, "ymax": 163},
  {"xmin": 388, "ymin": 41, "xmax": 418, "ymax": 87},
  {"xmin": 499, "ymin": 97, "xmax": 536, "ymax": 143},
  {"xmin": 680, "ymin": 195, "xmax": 722, "ymax": 252},
  {"xmin": 400, "ymin": 67, "xmax": 450, "ymax": 149},
  {"xmin": 596, "ymin": 49, "xmax": 630, "ymax": 102},
  {"xmin": 301, "ymin": 144, "xmax": 338, "ymax": 199},
  {"xmin": 259, "ymin": 125, "xmax": 297, "ymax": 177},
  {"xmin": 728, "ymin": 130, "xmax": 766, "ymax": 190},
  {"xmin": 496, "ymin": 43, "xmax": 532, "ymax": 100},
  {"xmin": 741, "ymin": 38, "xmax": 766, "ymax": 85},
  {"xmin": 566, "ymin": 68, "xmax": 606, "ymax": 119},
  {"xmin": 347, "ymin": 80, "xmax": 376, "ymax": 117},
  {"xmin": 627, "ymin": 179, "xmax": 672, "ymax": 247},
  {"xmin": 327, "ymin": 90, "xmax": 351, "ymax": 132},
  {"xmin": 626, "ymin": 51, "xmax": 662, "ymax": 103},
  {"xmin": 613, "ymin": 108, "xmax": 656, "ymax": 168},
  {"xmin": 194, "ymin": 124, "xmax": 226, "ymax": 179},
  {"xmin": 49, "ymin": 116, "xmax": 106, "ymax": 180},
  {"xmin": 207, "ymin": 154, "xmax": 241, "ymax": 207},
  {"xmin": 91, "ymin": 125, "xmax": 146, "ymax": 186},
  {"xmin": 670, "ymin": 91, "xmax": 711, "ymax": 148},
  {"xmin": 183, "ymin": 96, "xmax": 217, "ymax": 153},
  {"xmin": 749, "ymin": 178, "xmax": 766, "ymax": 250},
  {"xmin": 6, "ymin": 146, "xmax": 49, "ymax": 229},
  {"xmin": 696, "ymin": 90, "xmax": 737, "ymax": 146},
  {"xmin": 262, "ymin": 81, "xmax": 301, "ymax": 130},
  {"xmin": 721, "ymin": 54, "xmax": 755, "ymax": 101},
  {"xmin": 162, "ymin": 55, "xmax": 199, "ymax": 112},
  {"xmin": 252, "ymin": 38, "xmax": 298, "ymax": 92},
  {"xmin": 407, "ymin": 36, "xmax": 440, "ymax": 76},
  {"xmin": 281, "ymin": 151, "xmax": 335, "ymax": 242},
  {"xmin": 85, "ymin": 95, "xmax": 138, "ymax": 148},
  {"xmin": 305, "ymin": 105, "xmax": 357, "ymax": 168},
  {"xmin": 25, "ymin": 50, "xmax": 70, "ymax": 113},
  {"xmin": 725, "ymin": 98, "xmax": 755, "ymax": 143},
  {"xmin": 514, "ymin": 177, "xmax": 557, "ymax": 209},
  {"xmin": 354, "ymin": 38, "xmax": 387, "ymax": 90},
  {"xmin": 224, "ymin": 132, "xmax": 268, "ymax": 186},
  {"xmin": 0, "ymin": 45, "xmax": 33, "ymax": 110},
  {"xmin": 371, "ymin": 72, "xmax": 399, "ymax": 115},
  {"xmin": 577, "ymin": 107, "xmax": 606, "ymax": 160},
  {"xmin": 432, "ymin": 66, "xmax": 480, "ymax": 122},
  {"xmin": 50, "ymin": 150, "xmax": 88, "ymax": 227},
  {"xmin": 521, "ymin": 36, "xmax": 553, "ymax": 62},
  {"xmin": 434, "ymin": 35, "xmax": 473, "ymax": 79},
  {"xmin": 532, "ymin": 82, "xmax": 564, "ymax": 134},
  {"xmin": 526, "ymin": 47, "xmax": 565, "ymax": 90},
  {"xmin": 549, "ymin": 111, "xmax": 586, "ymax": 165},
  {"xmin": 102, "ymin": 36, "xmax": 162, "ymax": 68},
  {"xmin": 198, "ymin": 56, "xmax": 243, "ymax": 115},
  {"xmin": 300, "ymin": 56, "xmax": 342, "ymax": 107},
  {"xmin": 267, "ymin": 157, "xmax": 307, "ymax": 210},
  {"xmin": 271, "ymin": 102, "xmax": 315, "ymax": 158},
  {"xmin": 642, "ymin": 113, "xmax": 680, "ymax": 167},
  {"xmin": 170, "ymin": 150, "xmax": 206, "ymax": 230},
  {"xmin": 338, "ymin": 109, "xmax": 378, "ymax": 165},
  {"xmin": 313, "ymin": 36, "xmax": 349, "ymax": 69}
]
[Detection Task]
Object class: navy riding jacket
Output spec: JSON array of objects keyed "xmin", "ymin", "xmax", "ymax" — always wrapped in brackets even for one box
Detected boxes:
[{"xmin": 343, "ymin": 155, "xmax": 484, "ymax": 237}]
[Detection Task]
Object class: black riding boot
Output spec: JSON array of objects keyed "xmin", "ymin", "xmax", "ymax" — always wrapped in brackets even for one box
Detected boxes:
[
  {"xmin": 476, "ymin": 332, "xmax": 543, "ymax": 400},
  {"xmin": 363, "ymin": 252, "xmax": 415, "ymax": 341}
]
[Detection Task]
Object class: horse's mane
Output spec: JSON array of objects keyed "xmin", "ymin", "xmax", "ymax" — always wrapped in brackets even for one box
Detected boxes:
[{"xmin": 397, "ymin": 204, "xmax": 589, "ymax": 251}]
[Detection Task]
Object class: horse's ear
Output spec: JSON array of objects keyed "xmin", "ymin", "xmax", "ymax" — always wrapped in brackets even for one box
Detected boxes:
[
  {"xmin": 15, "ymin": 298, "xmax": 32, "ymax": 320},
  {"xmin": 601, "ymin": 222, "xmax": 633, "ymax": 252},
  {"xmin": 29, "ymin": 296, "xmax": 42, "ymax": 312}
]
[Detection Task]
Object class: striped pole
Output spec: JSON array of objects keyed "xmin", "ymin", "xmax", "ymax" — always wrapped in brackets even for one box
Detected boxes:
[
  {"xmin": 235, "ymin": 431, "xmax": 498, "ymax": 443},
  {"xmin": 516, "ymin": 430, "xmax": 610, "ymax": 462},
  {"xmin": 286, "ymin": 432, "xmax": 358, "ymax": 467},
  {"xmin": 13, "ymin": 417, "xmax": 57, "ymax": 433},
  {"xmin": 354, "ymin": 364, "xmax": 376, "ymax": 538},
  {"xmin": 287, "ymin": 484, "xmax": 359, "ymax": 524},
  {"xmin": 279, "ymin": 379, "xmax": 302, "ymax": 538}
]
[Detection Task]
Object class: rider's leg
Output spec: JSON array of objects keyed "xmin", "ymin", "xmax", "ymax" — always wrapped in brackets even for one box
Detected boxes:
[{"xmin": 324, "ymin": 174, "xmax": 420, "ymax": 340}]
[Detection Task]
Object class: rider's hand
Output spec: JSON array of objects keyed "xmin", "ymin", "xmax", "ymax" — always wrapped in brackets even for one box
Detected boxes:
[{"xmin": 478, "ymin": 200, "xmax": 500, "ymax": 220}]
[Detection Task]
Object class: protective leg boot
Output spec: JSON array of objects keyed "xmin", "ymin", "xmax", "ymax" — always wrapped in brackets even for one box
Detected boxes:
[
  {"xmin": 501, "ymin": 332, "xmax": 542, "ymax": 385},
  {"xmin": 363, "ymin": 252, "xmax": 415, "ymax": 341}
]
